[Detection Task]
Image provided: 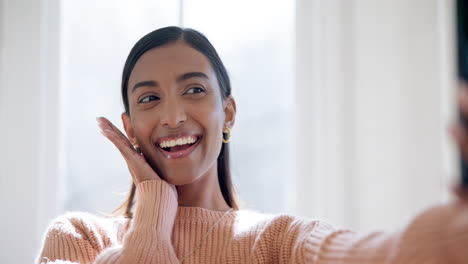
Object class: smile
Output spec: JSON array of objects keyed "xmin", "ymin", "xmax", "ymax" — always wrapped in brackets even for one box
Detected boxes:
[{"xmin": 156, "ymin": 135, "xmax": 202, "ymax": 159}]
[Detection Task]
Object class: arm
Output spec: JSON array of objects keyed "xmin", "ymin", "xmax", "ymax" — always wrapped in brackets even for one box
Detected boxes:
[
  {"xmin": 36, "ymin": 216, "xmax": 100, "ymax": 264},
  {"xmin": 93, "ymin": 117, "xmax": 180, "ymax": 263},
  {"xmin": 95, "ymin": 179, "xmax": 179, "ymax": 264},
  {"xmin": 297, "ymin": 199, "xmax": 468, "ymax": 264},
  {"xmin": 36, "ymin": 180, "xmax": 179, "ymax": 264}
]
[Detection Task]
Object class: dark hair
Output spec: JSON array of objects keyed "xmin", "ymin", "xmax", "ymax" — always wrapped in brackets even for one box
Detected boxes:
[{"xmin": 113, "ymin": 26, "xmax": 239, "ymax": 217}]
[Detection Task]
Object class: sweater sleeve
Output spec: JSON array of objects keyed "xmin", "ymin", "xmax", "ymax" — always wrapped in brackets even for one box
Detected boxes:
[
  {"xmin": 94, "ymin": 179, "xmax": 179, "ymax": 264},
  {"xmin": 35, "ymin": 213, "xmax": 103, "ymax": 264},
  {"xmin": 298, "ymin": 199, "xmax": 468, "ymax": 264},
  {"xmin": 36, "ymin": 179, "xmax": 179, "ymax": 264}
]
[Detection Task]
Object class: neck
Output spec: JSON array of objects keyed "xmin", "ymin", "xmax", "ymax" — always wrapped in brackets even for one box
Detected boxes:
[{"xmin": 176, "ymin": 165, "xmax": 231, "ymax": 211}]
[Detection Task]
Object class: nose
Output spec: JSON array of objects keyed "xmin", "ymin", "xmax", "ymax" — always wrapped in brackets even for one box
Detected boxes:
[{"xmin": 159, "ymin": 98, "xmax": 187, "ymax": 128}]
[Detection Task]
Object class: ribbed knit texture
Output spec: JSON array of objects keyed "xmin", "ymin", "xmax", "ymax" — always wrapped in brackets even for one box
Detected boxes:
[{"xmin": 36, "ymin": 179, "xmax": 468, "ymax": 263}]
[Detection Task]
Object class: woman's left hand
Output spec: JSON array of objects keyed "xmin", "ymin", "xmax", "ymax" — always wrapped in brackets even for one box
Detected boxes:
[{"xmin": 97, "ymin": 116, "xmax": 163, "ymax": 185}]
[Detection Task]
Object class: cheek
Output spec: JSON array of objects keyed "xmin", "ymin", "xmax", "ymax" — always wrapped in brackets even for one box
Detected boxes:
[
  {"xmin": 198, "ymin": 100, "xmax": 224, "ymax": 134},
  {"xmin": 132, "ymin": 115, "xmax": 157, "ymax": 153},
  {"xmin": 134, "ymin": 118, "xmax": 153, "ymax": 139},
  {"xmin": 193, "ymin": 103, "xmax": 224, "ymax": 156}
]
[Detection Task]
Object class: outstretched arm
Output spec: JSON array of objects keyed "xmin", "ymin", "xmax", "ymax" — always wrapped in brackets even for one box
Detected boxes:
[{"xmin": 296, "ymin": 198, "xmax": 468, "ymax": 264}]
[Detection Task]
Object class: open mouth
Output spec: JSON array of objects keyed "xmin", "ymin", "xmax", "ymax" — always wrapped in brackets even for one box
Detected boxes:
[
  {"xmin": 157, "ymin": 135, "xmax": 202, "ymax": 159},
  {"xmin": 161, "ymin": 137, "xmax": 200, "ymax": 152}
]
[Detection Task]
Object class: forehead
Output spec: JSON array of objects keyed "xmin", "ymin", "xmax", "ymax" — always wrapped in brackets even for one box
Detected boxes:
[{"xmin": 128, "ymin": 42, "xmax": 216, "ymax": 88}]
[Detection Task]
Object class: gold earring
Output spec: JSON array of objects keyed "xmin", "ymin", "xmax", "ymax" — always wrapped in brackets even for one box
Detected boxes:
[
  {"xmin": 132, "ymin": 141, "xmax": 142, "ymax": 153},
  {"xmin": 222, "ymin": 127, "xmax": 231, "ymax": 143}
]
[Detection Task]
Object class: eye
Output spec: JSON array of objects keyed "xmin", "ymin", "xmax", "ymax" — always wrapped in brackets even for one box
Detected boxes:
[
  {"xmin": 185, "ymin": 87, "xmax": 205, "ymax": 95},
  {"xmin": 139, "ymin": 95, "xmax": 160, "ymax": 103}
]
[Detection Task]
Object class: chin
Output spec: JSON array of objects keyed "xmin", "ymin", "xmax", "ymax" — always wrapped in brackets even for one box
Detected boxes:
[
  {"xmin": 166, "ymin": 178, "xmax": 198, "ymax": 186},
  {"xmin": 161, "ymin": 171, "xmax": 200, "ymax": 186}
]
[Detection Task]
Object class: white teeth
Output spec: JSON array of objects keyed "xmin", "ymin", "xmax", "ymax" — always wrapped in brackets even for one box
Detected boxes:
[{"xmin": 159, "ymin": 136, "xmax": 198, "ymax": 149}]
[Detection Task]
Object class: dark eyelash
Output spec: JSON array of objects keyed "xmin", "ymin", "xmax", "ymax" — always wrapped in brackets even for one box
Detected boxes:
[
  {"xmin": 186, "ymin": 87, "xmax": 205, "ymax": 94},
  {"xmin": 139, "ymin": 95, "xmax": 160, "ymax": 103},
  {"xmin": 139, "ymin": 87, "xmax": 204, "ymax": 104}
]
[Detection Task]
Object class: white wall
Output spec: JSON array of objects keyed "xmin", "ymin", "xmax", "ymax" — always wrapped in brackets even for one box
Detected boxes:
[
  {"xmin": 352, "ymin": 0, "xmax": 456, "ymax": 232},
  {"xmin": 0, "ymin": 0, "xmax": 61, "ymax": 263},
  {"xmin": 295, "ymin": 0, "xmax": 458, "ymax": 232},
  {"xmin": 296, "ymin": 0, "xmax": 359, "ymax": 229}
]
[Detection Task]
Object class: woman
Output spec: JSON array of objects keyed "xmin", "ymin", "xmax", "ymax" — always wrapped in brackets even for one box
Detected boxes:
[{"xmin": 37, "ymin": 26, "xmax": 468, "ymax": 263}]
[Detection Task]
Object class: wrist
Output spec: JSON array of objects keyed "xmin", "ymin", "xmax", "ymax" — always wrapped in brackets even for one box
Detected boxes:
[{"xmin": 132, "ymin": 179, "xmax": 178, "ymax": 236}]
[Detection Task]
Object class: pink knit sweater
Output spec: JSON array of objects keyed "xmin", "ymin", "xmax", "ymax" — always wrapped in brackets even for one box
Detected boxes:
[{"xmin": 36, "ymin": 179, "xmax": 468, "ymax": 263}]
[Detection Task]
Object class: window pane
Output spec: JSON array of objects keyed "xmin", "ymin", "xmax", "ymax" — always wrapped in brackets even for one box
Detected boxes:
[
  {"xmin": 183, "ymin": 0, "xmax": 295, "ymax": 213},
  {"xmin": 61, "ymin": 0, "xmax": 179, "ymax": 213},
  {"xmin": 61, "ymin": 0, "xmax": 295, "ymax": 215}
]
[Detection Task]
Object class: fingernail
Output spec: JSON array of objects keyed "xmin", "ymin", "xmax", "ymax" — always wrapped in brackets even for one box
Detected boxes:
[{"xmin": 100, "ymin": 128, "xmax": 111, "ymax": 137}]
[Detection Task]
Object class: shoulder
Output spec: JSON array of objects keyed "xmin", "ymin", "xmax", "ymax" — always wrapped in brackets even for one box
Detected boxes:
[
  {"xmin": 37, "ymin": 211, "xmax": 130, "ymax": 263},
  {"xmin": 232, "ymin": 209, "xmax": 342, "ymax": 262},
  {"xmin": 236, "ymin": 209, "xmax": 335, "ymax": 229},
  {"xmin": 44, "ymin": 211, "xmax": 129, "ymax": 246},
  {"xmin": 234, "ymin": 209, "xmax": 337, "ymax": 234}
]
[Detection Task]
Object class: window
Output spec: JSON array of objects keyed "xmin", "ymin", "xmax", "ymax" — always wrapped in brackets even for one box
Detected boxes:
[{"xmin": 61, "ymin": 0, "xmax": 295, "ymax": 214}]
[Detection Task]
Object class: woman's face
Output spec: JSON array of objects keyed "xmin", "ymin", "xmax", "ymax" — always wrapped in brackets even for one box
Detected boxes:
[{"xmin": 122, "ymin": 41, "xmax": 236, "ymax": 185}]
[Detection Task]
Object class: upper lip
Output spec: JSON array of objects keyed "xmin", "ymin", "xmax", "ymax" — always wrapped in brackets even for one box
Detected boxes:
[{"xmin": 155, "ymin": 133, "xmax": 202, "ymax": 145}]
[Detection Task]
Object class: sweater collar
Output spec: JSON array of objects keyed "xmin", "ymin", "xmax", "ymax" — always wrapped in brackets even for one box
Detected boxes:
[{"xmin": 175, "ymin": 206, "xmax": 237, "ymax": 222}]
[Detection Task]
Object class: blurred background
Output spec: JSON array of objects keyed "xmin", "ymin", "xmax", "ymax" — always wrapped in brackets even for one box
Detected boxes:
[{"xmin": 0, "ymin": 0, "xmax": 460, "ymax": 263}]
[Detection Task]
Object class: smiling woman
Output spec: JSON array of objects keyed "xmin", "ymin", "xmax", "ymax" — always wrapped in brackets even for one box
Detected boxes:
[
  {"xmin": 35, "ymin": 26, "xmax": 468, "ymax": 264},
  {"xmin": 117, "ymin": 27, "xmax": 237, "ymax": 213}
]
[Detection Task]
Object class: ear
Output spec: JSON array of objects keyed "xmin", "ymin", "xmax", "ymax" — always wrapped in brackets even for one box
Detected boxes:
[
  {"xmin": 122, "ymin": 112, "xmax": 137, "ymax": 145},
  {"xmin": 223, "ymin": 95, "xmax": 236, "ymax": 129}
]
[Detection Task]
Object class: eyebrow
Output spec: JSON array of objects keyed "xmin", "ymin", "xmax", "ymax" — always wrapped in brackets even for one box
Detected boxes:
[{"xmin": 131, "ymin": 72, "xmax": 209, "ymax": 93}]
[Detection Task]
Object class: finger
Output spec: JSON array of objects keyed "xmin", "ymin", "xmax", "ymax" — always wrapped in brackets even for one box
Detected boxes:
[
  {"xmin": 97, "ymin": 117, "xmax": 135, "ymax": 148},
  {"xmin": 98, "ymin": 118, "xmax": 152, "ymax": 169},
  {"xmin": 104, "ymin": 117, "xmax": 134, "ymax": 144},
  {"xmin": 98, "ymin": 118, "xmax": 144, "ymax": 161},
  {"xmin": 99, "ymin": 126, "xmax": 152, "ymax": 183},
  {"xmin": 97, "ymin": 117, "xmax": 143, "ymax": 166},
  {"xmin": 97, "ymin": 117, "xmax": 160, "ymax": 183},
  {"xmin": 99, "ymin": 126, "xmax": 140, "ymax": 163}
]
